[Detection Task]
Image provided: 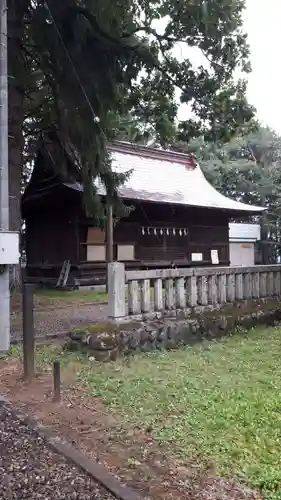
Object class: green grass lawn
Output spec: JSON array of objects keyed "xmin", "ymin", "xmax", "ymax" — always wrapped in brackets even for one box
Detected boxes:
[
  {"xmin": 35, "ymin": 288, "xmax": 107, "ymax": 303},
  {"xmin": 11, "ymin": 288, "xmax": 108, "ymax": 312},
  {"xmin": 7, "ymin": 326, "xmax": 281, "ymax": 498}
]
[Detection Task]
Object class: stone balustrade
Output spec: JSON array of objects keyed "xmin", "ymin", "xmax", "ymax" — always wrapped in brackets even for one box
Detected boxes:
[{"xmin": 107, "ymin": 263, "xmax": 281, "ymax": 319}]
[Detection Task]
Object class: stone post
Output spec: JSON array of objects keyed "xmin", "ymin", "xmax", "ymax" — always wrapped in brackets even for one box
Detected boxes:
[
  {"xmin": 141, "ymin": 279, "xmax": 151, "ymax": 313},
  {"xmin": 218, "ymin": 274, "xmax": 227, "ymax": 304},
  {"xmin": 244, "ymin": 273, "xmax": 252, "ymax": 299},
  {"xmin": 267, "ymin": 271, "xmax": 274, "ymax": 296},
  {"xmin": 165, "ymin": 278, "xmax": 175, "ymax": 309},
  {"xmin": 252, "ymin": 272, "xmax": 260, "ymax": 299},
  {"xmin": 154, "ymin": 279, "xmax": 163, "ymax": 311},
  {"xmin": 128, "ymin": 280, "xmax": 140, "ymax": 315},
  {"xmin": 208, "ymin": 275, "xmax": 218, "ymax": 305},
  {"xmin": 226, "ymin": 274, "xmax": 235, "ymax": 302},
  {"xmin": 235, "ymin": 273, "xmax": 244, "ymax": 300},
  {"xmin": 175, "ymin": 277, "xmax": 185, "ymax": 309},
  {"xmin": 273, "ymin": 271, "xmax": 281, "ymax": 296},
  {"xmin": 187, "ymin": 276, "xmax": 197, "ymax": 307},
  {"xmin": 198, "ymin": 276, "xmax": 208, "ymax": 305},
  {"xmin": 260, "ymin": 272, "xmax": 267, "ymax": 297},
  {"xmin": 108, "ymin": 262, "xmax": 126, "ymax": 319}
]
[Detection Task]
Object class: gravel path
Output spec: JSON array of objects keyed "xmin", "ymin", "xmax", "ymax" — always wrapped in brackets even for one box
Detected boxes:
[
  {"xmin": 0, "ymin": 400, "xmax": 114, "ymax": 499},
  {"xmin": 11, "ymin": 303, "xmax": 109, "ymax": 341}
]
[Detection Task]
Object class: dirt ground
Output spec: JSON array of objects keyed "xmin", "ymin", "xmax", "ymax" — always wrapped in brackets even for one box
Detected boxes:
[
  {"xmin": 0, "ymin": 400, "xmax": 115, "ymax": 500},
  {"xmin": 0, "ymin": 356, "xmax": 257, "ymax": 500},
  {"xmin": 11, "ymin": 303, "xmax": 108, "ymax": 341}
]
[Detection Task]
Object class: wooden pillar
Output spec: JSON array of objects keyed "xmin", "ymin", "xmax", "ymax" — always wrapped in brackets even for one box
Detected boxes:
[
  {"xmin": 106, "ymin": 205, "xmax": 113, "ymax": 291},
  {"xmin": 75, "ymin": 215, "xmax": 80, "ymax": 263},
  {"xmin": 22, "ymin": 283, "xmax": 35, "ymax": 382},
  {"xmin": 260, "ymin": 201, "xmax": 269, "ymax": 264},
  {"xmin": 106, "ymin": 205, "xmax": 113, "ymax": 263}
]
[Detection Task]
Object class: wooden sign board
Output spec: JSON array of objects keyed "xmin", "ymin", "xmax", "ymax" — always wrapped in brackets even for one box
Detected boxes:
[
  {"xmin": 191, "ymin": 253, "xmax": 203, "ymax": 261},
  {"xmin": 117, "ymin": 244, "xmax": 135, "ymax": 261},
  {"xmin": 87, "ymin": 227, "xmax": 105, "ymax": 244},
  {"xmin": 87, "ymin": 245, "xmax": 106, "ymax": 262},
  {"xmin": 211, "ymin": 249, "xmax": 219, "ymax": 264}
]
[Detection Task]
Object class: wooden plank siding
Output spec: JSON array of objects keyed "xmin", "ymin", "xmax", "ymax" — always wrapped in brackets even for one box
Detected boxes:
[
  {"xmin": 24, "ymin": 196, "xmax": 230, "ymax": 285},
  {"xmin": 80, "ymin": 200, "xmax": 230, "ymax": 267}
]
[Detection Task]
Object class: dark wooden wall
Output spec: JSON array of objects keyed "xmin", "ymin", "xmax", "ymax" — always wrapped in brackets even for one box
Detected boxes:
[
  {"xmin": 26, "ymin": 210, "xmax": 78, "ymax": 265},
  {"xmin": 24, "ymin": 186, "xmax": 81, "ymax": 267},
  {"xmin": 114, "ymin": 201, "xmax": 229, "ymax": 265},
  {"xmin": 80, "ymin": 200, "xmax": 230, "ymax": 266},
  {"xmin": 24, "ymin": 191, "xmax": 230, "ymax": 280}
]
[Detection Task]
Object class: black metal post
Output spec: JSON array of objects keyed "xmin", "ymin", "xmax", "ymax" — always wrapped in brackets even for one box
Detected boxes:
[
  {"xmin": 53, "ymin": 360, "xmax": 61, "ymax": 402},
  {"xmin": 22, "ymin": 283, "xmax": 35, "ymax": 381}
]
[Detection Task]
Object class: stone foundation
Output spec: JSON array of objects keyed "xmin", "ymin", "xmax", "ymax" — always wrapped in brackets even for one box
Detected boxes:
[{"xmin": 66, "ymin": 300, "xmax": 281, "ymax": 361}]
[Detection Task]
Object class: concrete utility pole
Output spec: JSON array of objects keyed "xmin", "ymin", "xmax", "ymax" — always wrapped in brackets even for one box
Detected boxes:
[{"xmin": 0, "ymin": 0, "xmax": 10, "ymax": 351}]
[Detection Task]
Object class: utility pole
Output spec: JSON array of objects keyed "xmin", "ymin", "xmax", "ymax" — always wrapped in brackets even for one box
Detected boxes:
[{"xmin": 0, "ymin": 0, "xmax": 10, "ymax": 351}]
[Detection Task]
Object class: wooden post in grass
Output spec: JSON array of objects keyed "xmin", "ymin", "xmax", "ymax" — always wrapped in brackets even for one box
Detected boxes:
[
  {"xmin": 22, "ymin": 283, "xmax": 35, "ymax": 382},
  {"xmin": 53, "ymin": 360, "xmax": 61, "ymax": 402},
  {"xmin": 106, "ymin": 204, "xmax": 113, "ymax": 292}
]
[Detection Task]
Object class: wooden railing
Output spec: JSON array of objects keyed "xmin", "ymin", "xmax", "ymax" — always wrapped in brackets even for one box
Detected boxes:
[{"xmin": 107, "ymin": 263, "xmax": 281, "ymax": 319}]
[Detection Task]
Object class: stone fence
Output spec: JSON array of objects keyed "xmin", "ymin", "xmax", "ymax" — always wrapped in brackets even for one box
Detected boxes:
[{"xmin": 107, "ymin": 263, "xmax": 281, "ymax": 319}]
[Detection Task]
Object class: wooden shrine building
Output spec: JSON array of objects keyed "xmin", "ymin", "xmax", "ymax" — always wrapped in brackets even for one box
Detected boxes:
[{"xmin": 22, "ymin": 141, "xmax": 264, "ymax": 286}]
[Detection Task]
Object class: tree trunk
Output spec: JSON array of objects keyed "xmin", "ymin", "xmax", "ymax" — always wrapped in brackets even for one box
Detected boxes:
[
  {"xmin": 259, "ymin": 193, "xmax": 270, "ymax": 265},
  {"xmin": 8, "ymin": 0, "xmax": 27, "ymax": 288}
]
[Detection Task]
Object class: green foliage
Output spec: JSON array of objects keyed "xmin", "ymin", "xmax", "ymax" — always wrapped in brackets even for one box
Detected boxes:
[
  {"xmin": 264, "ymin": 491, "xmax": 281, "ymax": 500},
  {"xmin": 258, "ymin": 473, "xmax": 281, "ymax": 499},
  {"xmin": 12, "ymin": 0, "xmax": 255, "ymax": 216},
  {"xmin": 173, "ymin": 126, "xmax": 281, "ymax": 252}
]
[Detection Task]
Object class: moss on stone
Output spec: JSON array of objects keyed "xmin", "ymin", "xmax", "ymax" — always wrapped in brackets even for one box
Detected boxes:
[
  {"xmin": 202, "ymin": 299, "xmax": 281, "ymax": 320},
  {"xmin": 72, "ymin": 322, "xmax": 118, "ymax": 336},
  {"xmin": 68, "ymin": 299, "xmax": 281, "ymax": 364}
]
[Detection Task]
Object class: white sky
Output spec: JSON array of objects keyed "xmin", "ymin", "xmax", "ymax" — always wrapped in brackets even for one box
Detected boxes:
[
  {"xmin": 244, "ymin": 0, "xmax": 281, "ymax": 133},
  {"xmin": 154, "ymin": 0, "xmax": 281, "ymax": 134}
]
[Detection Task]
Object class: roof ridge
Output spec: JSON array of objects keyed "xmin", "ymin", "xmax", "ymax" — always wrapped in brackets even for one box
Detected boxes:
[{"xmin": 108, "ymin": 140, "xmax": 196, "ymax": 167}]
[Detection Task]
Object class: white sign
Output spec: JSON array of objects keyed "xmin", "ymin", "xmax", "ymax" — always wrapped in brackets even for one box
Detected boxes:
[
  {"xmin": 191, "ymin": 253, "xmax": 203, "ymax": 262},
  {"xmin": 0, "ymin": 231, "xmax": 19, "ymax": 265},
  {"xmin": 211, "ymin": 249, "xmax": 219, "ymax": 265}
]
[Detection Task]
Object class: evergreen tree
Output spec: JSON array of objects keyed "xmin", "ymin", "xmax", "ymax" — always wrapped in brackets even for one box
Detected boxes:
[{"xmin": 10, "ymin": 0, "xmax": 254, "ymax": 230}]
